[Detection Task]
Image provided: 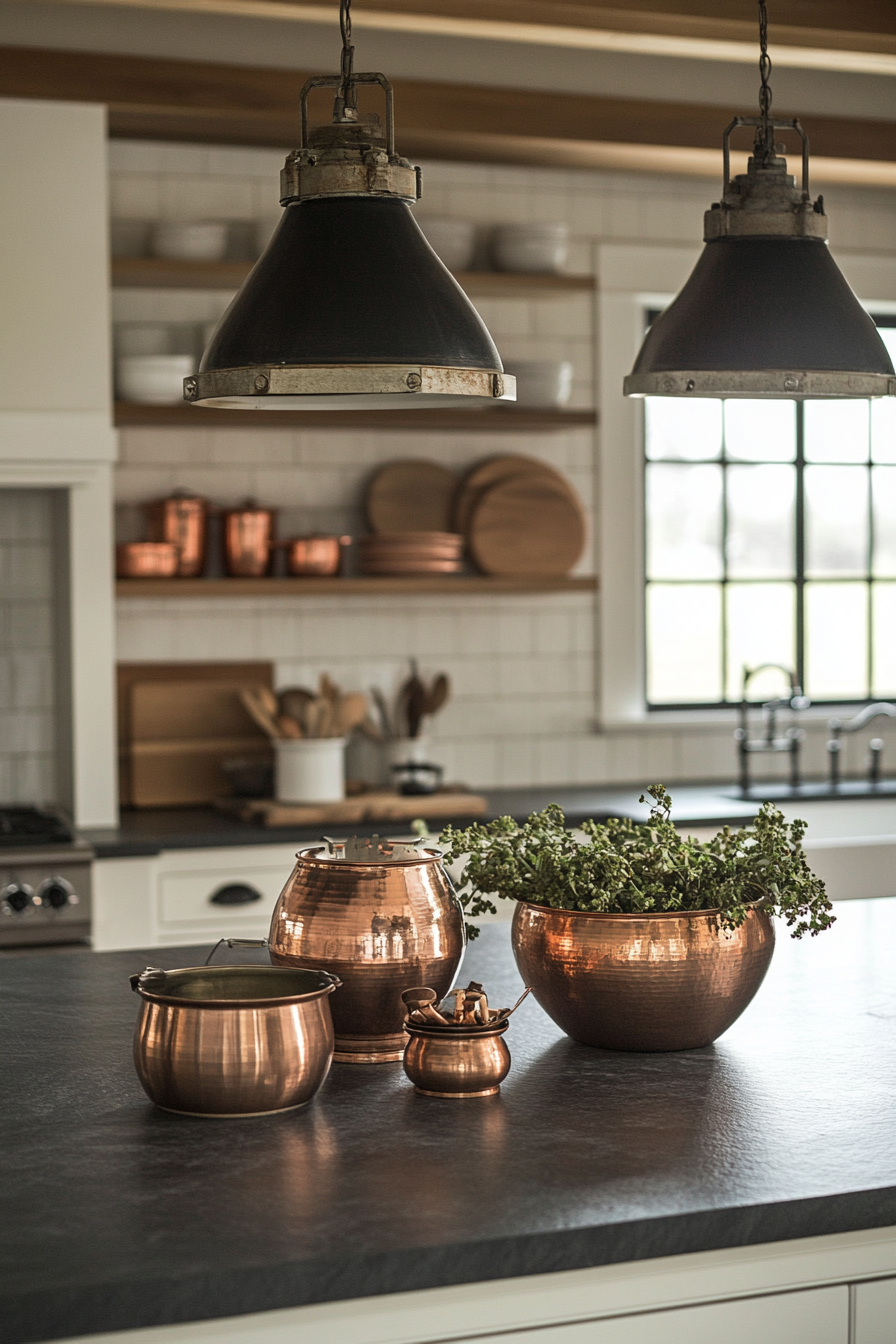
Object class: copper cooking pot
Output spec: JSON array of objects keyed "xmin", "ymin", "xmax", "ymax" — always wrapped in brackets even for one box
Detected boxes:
[
  {"xmin": 130, "ymin": 951, "xmax": 340, "ymax": 1116},
  {"xmin": 116, "ymin": 541, "xmax": 179, "ymax": 579},
  {"xmin": 403, "ymin": 1020, "xmax": 511, "ymax": 1098},
  {"xmin": 145, "ymin": 492, "xmax": 207, "ymax": 577},
  {"xmin": 224, "ymin": 503, "xmax": 275, "ymax": 577},
  {"xmin": 269, "ymin": 838, "xmax": 465, "ymax": 1064},
  {"xmin": 512, "ymin": 901, "xmax": 775, "ymax": 1052},
  {"xmin": 285, "ymin": 534, "xmax": 350, "ymax": 577}
]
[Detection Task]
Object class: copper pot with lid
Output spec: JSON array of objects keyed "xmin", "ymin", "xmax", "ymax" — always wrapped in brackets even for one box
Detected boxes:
[
  {"xmin": 268, "ymin": 837, "xmax": 465, "ymax": 1064},
  {"xmin": 145, "ymin": 490, "xmax": 207, "ymax": 577},
  {"xmin": 224, "ymin": 501, "xmax": 276, "ymax": 577}
]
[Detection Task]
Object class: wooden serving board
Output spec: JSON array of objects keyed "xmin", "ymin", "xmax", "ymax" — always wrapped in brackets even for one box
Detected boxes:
[
  {"xmin": 453, "ymin": 454, "xmax": 578, "ymax": 536},
  {"xmin": 366, "ymin": 460, "xmax": 459, "ymax": 533},
  {"xmin": 469, "ymin": 474, "xmax": 586, "ymax": 576},
  {"xmin": 222, "ymin": 791, "xmax": 489, "ymax": 828}
]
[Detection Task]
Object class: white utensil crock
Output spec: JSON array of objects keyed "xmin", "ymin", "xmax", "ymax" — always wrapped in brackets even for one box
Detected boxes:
[{"xmin": 276, "ymin": 738, "xmax": 346, "ymax": 803}]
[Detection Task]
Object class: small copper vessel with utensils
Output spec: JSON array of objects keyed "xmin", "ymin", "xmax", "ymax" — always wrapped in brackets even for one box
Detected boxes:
[
  {"xmin": 285, "ymin": 535, "xmax": 350, "ymax": 577},
  {"xmin": 400, "ymin": 982, "xmax": 529, "ymax": 1097},
  {"xmin": 116, "ymin": 541, "xmax": 179, "ymax": 579},
  {"xmin": 224, "ymin": 502, "xmax": 275, "ymax": 577},
  {"xmin": 269, "ymin": 837, "xmax": 464, "ymax": 1064},
  {"xmin": 145, "ymin": 491, "xmax": 207, "ymax": 577}
]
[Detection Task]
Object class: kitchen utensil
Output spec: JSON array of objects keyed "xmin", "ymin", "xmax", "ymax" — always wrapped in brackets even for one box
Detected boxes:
[
  {"xmin": 117, "ymin": 355, "xmax": 196, "ymax": 404},
  {"xmin": 224, "ymin": 502, "xmax": 275, "ymax": 577},
  {"xmin": 130, "ymin": 956, "xmax": 340, "ymax": 1116},
  {"xmin": 279, "ymin": 687, "xmax": 315, "ymax": 723},
  {"xmin": 425, "ymin": 673, "xmax": 450, "ymax": 717},
  {"xmin": 239, "ymin": 687, "xmax": 282, "ymax": 740},
  {"xmin": 468, "ymin": 475, "xmax": 586, "ymax": 576},
  {"xmin": 413, "ymin": 215, "xmax": 476, "ymax": 272},
  {"xmin": 335, "ymin": 692, "xmax": 368, "ymax": 736},
  {"xmin": 151, "ymin": 220, "xmax": 229, "ymax": 262},
  {"xmin": 365, "ymin": 461, "xmax": 459, "ymax": 534},
  {"xmin": 277, "ymin": 714, "xmax": 303, "ymax": 738},
  {"xmin": 453, "ymin": 455, "xmax": 580, "ymax": 537},
  {"xmin": 402, "ymin": 1019, "xmax": 511, "ymax": 1097},
  {"xmin": 115, "ymin": 542, "xmax": 179, "ymax": 579},
  {"xmin": 275, "ymin": 737, "xmax": 346, "ymax": 802},
  {"xmin": 145, "ymin": 491, "xmax": 207, "ymax": 577},
  {"xmin": 284, "ymin": 535, "xmax": 349, "ymax": 576},
  {"xmin": 269, "ymin": 839, "xmax": 464, "ymax": 1063},
  {"xmin": 492, "ymin": 222, "xmax": 569, "ymax": 273},
  {"xmin": 400, "ymin": 986, "xmax": 450, "ymax": 1025},
  {"xmin": 503, "ymin": 360, "xmax": 573, "ymax": 409}
]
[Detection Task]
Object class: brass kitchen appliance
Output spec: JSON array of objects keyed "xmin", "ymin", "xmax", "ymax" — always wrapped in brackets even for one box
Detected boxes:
[
  {"xmin": 115, "ymin": 541, "xmax": 179, "ymax": 579},
  {"xmin": 145, "ymin": 491, "xmax": 208, "ymax": 577},
  {"xmin": 285, "ymin": 534, "xmax": 350, "ymax": 576},
  {"xmin": 269, "ymin": 836, "xmax": 464, "ymax": 1063},
  {"xmin": 512, "ymin": 902, "xmax": 774, "ymax": 1052},
  {"xmin": 130, "ymin": 951, "xmax": 340, "ymax": 1117},
  {"xmin": 224, "ymin": 502, "xmax": 276, "ymax": 577},
  {"xmin": 400, "ymin": 982, "xmax": 528, "ymax": 1098}
]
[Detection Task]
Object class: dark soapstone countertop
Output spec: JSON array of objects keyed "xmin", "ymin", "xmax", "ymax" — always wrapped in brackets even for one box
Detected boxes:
[
  {"xmin": 3, "ymin": 899, "xmax": 896, "ymax": 1343},
  {"xmin": 82, "ymin": 785, "xmax": 761, "ymax": 858}
]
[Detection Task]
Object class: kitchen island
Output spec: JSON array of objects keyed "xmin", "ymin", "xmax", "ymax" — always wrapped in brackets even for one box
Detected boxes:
[{"xmin": 2, "ymin": 900, "xmax": 896, "ymax": 1344}]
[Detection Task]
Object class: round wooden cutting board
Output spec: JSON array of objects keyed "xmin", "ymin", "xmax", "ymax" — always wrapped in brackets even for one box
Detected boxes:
[
  {"xmin": 366, "ymin": 460, "xmax": 459, "ymax": 534},
  {"xmin": 468, "ymin": 475, "xmax": 586, "ymax": 576},
  {"xmin": 453, "ymin": 454, "xmax": 578, "ymax": 536}
]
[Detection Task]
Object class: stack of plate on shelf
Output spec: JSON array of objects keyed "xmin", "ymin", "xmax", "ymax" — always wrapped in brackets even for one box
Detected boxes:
[
  {"xmin": 455, "ymin": 455, "xmax": 586, "ymax": 577},
  {"xmin": 359, "ymin": 532, "xmax": 464, "ymax": 575}
]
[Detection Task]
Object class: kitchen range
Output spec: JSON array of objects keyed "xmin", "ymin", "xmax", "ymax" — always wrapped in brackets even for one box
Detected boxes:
[{"xmin": 0, "ymin": 807, "xmax": 92, "ymax": 948}]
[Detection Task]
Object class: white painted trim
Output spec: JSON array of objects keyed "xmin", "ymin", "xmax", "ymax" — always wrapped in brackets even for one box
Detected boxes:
[
  {"xmin": 62, "ymin": 1224, "xmax": 896, "ymax": 1344},
  {"xmin": 0, "ymin": 412, "xmax": 116, "ymax": 462},
  {"xmin": 595, "ymin": 243, "xmax": 896, "ymax": 729}
]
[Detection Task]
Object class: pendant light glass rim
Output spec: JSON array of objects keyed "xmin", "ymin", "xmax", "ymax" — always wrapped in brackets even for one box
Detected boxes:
[{"xmin": 623, "ymin": 370, "xmax": 896, "ymax": 399}]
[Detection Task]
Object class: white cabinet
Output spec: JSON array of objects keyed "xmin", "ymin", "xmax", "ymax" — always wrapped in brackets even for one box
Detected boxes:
[
  {"xmin": 92, "ymin": 844, "xmax": 299, "ymax": 950},
  {"xmin": 855, "ymin": 1276, "xmax": 896, "ymax": 1343}
]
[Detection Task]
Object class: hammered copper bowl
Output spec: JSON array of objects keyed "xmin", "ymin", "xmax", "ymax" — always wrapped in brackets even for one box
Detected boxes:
[
  {"xmin": 403, "ymin": 1022, "xmax": 510, "ymax": 1098},
  {"xmin": 269, "ymin": 845, "xmax": 464, "ymax": 1064},
  {"xmin": 131, "ymin": 964, "xmax": 339, "ymax": 1116},
  {"xmin": 511, "ymin": 901, "xmax": 775, "ymax": 1051}
]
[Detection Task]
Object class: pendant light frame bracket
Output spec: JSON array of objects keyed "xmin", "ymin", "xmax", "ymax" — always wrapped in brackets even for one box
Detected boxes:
[
  {"xmin": 186, "ymin": 365, "xmax": 516, "ymax": 406},
  {"xmin": 624, "ymin": 370, "xmax": 896, "ymax": 400}
]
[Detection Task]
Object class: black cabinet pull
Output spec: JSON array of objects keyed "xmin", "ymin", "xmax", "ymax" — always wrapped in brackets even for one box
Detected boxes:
[{"xmin": 209, "ymin": 883, "xmax": 263, "ymax": 906}]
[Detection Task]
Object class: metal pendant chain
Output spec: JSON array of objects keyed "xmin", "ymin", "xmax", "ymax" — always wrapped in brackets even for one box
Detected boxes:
[
  {"xmin": 756, "ymin": 0, "xmax": 774, "ymax": 162},
  {"xmin": 335, "ymin": 0, "xmax": 357, "ymax": 120}
]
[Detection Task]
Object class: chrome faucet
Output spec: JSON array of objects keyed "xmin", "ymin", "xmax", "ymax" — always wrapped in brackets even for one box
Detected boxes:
[
  {"xmin": 734, "ymin": 664, "xmax": 809, "ymax": 796},
  {"xmin": 826, "ymin": 703, "xmax": 896, "ymax": 788}
]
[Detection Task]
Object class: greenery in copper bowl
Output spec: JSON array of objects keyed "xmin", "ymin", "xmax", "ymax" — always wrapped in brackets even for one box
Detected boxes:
[{"xmin": 441, "ymin": 785, "xmax": 834, "ymax": 940}]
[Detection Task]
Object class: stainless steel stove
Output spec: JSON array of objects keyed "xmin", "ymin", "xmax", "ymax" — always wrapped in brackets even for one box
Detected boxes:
[{"xmin": 0, "ymin": 808, "xmax": 92, "ymax": 947}]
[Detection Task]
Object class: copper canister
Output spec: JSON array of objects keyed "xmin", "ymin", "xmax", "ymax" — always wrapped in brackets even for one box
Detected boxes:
[
  {"xmin": 285, "ymin": 535, "xmax": 349, "ymax": 577},
  {"xmin": 145, "ymin": 492, "xmax": 207, "ymax": 577},
  {"xmin": 224, "ymin": 503, "xmax": 275, "ymax": 577},
  {"xmin": 269, "ymin": 840, "xmax": 465, "ymax": 1063}
]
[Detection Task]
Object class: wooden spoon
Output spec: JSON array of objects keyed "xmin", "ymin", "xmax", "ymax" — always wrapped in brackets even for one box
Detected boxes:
[
  {"xmin": 239, "ymin": 687, "xmax": 282, "ymax": 739},
  {"xmin": 335, "ymin": 692, "xmax": 368, "ymax": 737}
]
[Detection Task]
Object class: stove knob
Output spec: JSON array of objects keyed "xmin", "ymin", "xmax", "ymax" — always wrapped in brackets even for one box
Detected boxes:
[
  {"xmin": 2, "ymin": 882, "xmax": 34, "ymax": 914},
  {"xmin": 38, "ymin": 876, "xmax": 75, "ymax": 909}
]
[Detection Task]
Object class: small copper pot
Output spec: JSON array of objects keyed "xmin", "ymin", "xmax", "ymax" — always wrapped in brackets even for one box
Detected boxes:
[
  {"xmin": 145, "ymin": 492, "xmax": 207, "ymax": 577},
  {"xmin": 512, "ymin": 901, "xmax": 774, "ymax": 1052},
  {"xmin": 403, "ymin": 1021, "xmax": 510, "ymax": 1097},
  {"xmin": 269, "ymin": 841, "xmax": 465, "ymax": 1064},
  {"xmin": 116, "ymin": 541, "xmax": 179, "ymax": 579},
  {"xmin": 285, "ymin": 535, "xmax": 350, "ymax": 577},
  {"xmin": 130, "ymin": 962, "xmax": 339, "ymax": 1117},
  {"xmin": 224, "ymin": 504, "xmax": 275, "ymax": 577}
]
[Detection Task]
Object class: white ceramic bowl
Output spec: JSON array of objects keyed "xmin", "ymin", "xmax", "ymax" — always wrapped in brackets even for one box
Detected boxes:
[
  {"xmin": 151, "ymin": 221, "xmax": 229, "ymax": 262},
  {"xmin": 117, "ymin": 355, "xmax": 196, "ymax": 404},
  {"xmin": 114, "ymin": 323, "xmax": 170, "ymax": 358},
  {"xmin": 492, "ymin": 223, "xmax": 569, "ymax": 273},
  {"xmin": 415, "ymin": 215, "xmax": 476, "ymax": 272},
  {"xmin": 503, "ymin": 360, "xmax": 573, "ymax": 408}
]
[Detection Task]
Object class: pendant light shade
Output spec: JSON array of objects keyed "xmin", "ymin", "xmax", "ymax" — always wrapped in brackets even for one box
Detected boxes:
[
  {"xmin": 625, "ymin": 2, "xmax": 895, "ymax": 401},
  {"xmin": 185, "ymin": 8, "xmax": 513, "ymax": 412}
]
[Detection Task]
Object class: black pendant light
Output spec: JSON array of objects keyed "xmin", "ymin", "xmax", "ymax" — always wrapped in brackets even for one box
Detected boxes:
[
  {"xmin": 624, "ymin": 2, "xmax": 896, "ymax": 401},
  {"xmin": 186, "ymin": 0, "xmax": 514, "ymax": 410}
]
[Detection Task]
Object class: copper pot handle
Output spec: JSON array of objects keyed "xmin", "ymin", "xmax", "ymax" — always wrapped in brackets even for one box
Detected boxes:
[{"xmin": 204, "ymin": 937, "xmax": 269, "ymax": 965}]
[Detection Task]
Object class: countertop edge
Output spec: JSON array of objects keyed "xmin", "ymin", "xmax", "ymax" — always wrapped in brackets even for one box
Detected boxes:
[{"xmin": 7, "ymin": 1188, "xmax": 896, "ymax": 1344}]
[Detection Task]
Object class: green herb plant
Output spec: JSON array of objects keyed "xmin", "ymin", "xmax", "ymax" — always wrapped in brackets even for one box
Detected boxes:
[{"xmin": 441, "ymin": 784, "xmax": 834, "ymax": 941}]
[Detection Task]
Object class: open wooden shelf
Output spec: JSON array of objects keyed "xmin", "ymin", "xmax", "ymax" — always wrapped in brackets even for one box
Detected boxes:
[
  {"xmin": 114, "ymin": 401, "xmax": 597, "ymax": 431},
  {"xmin": 111, "ymin": 256, "xmax": 594, "ymax": 296},
  {"xmin": 115, "ymin": 575, "xmax": 598, "ymax": 598}
]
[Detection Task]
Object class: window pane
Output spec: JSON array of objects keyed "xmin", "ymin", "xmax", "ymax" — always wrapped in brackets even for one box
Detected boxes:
[
  {"xmin": 805, "ymin": 465, "xmax": 869, "ymax": 578},
  {"xmin": 726, "ymin": 465, "xmax": 795, "ymax": 578},
  {"xmin": 725, "ymin": 400, "xmax": 796, "ymax": 462},
  {"xmin": 647, "ymin": 584, "xmax": 722, "ymax": 703},
  {"xmin": 804, "ymin": 399, "xmax": 869, "ymax": 463},
  {"xmin": 646, "ymin": 463, "xmax": 723, "ymax": 579},
  {"xmin": 645, "ymin": 397, "xmax": 722, "ymax": 461},
  {"xmin": 872, "ymin": 582, "xmax": 896, "ymax": 696},
  {"xmin": 871, "ymin": 395, "xmax": 896, "ymax": 463},
  {"xmin": 805, "ymin": 582, "xmax": 868, "ymax": 699},
  {"xmin": 872, "ymin": 466, "xmax": 896, "ymax": 576},
  {"xmin": 725, "ymin": 584, "xmax": 796, "ymax": 701}
]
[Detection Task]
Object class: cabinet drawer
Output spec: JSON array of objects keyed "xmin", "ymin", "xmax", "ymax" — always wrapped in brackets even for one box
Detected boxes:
[{"xmin": 158, "ymin": 864, "xmax": 288, "ymax": 926}]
